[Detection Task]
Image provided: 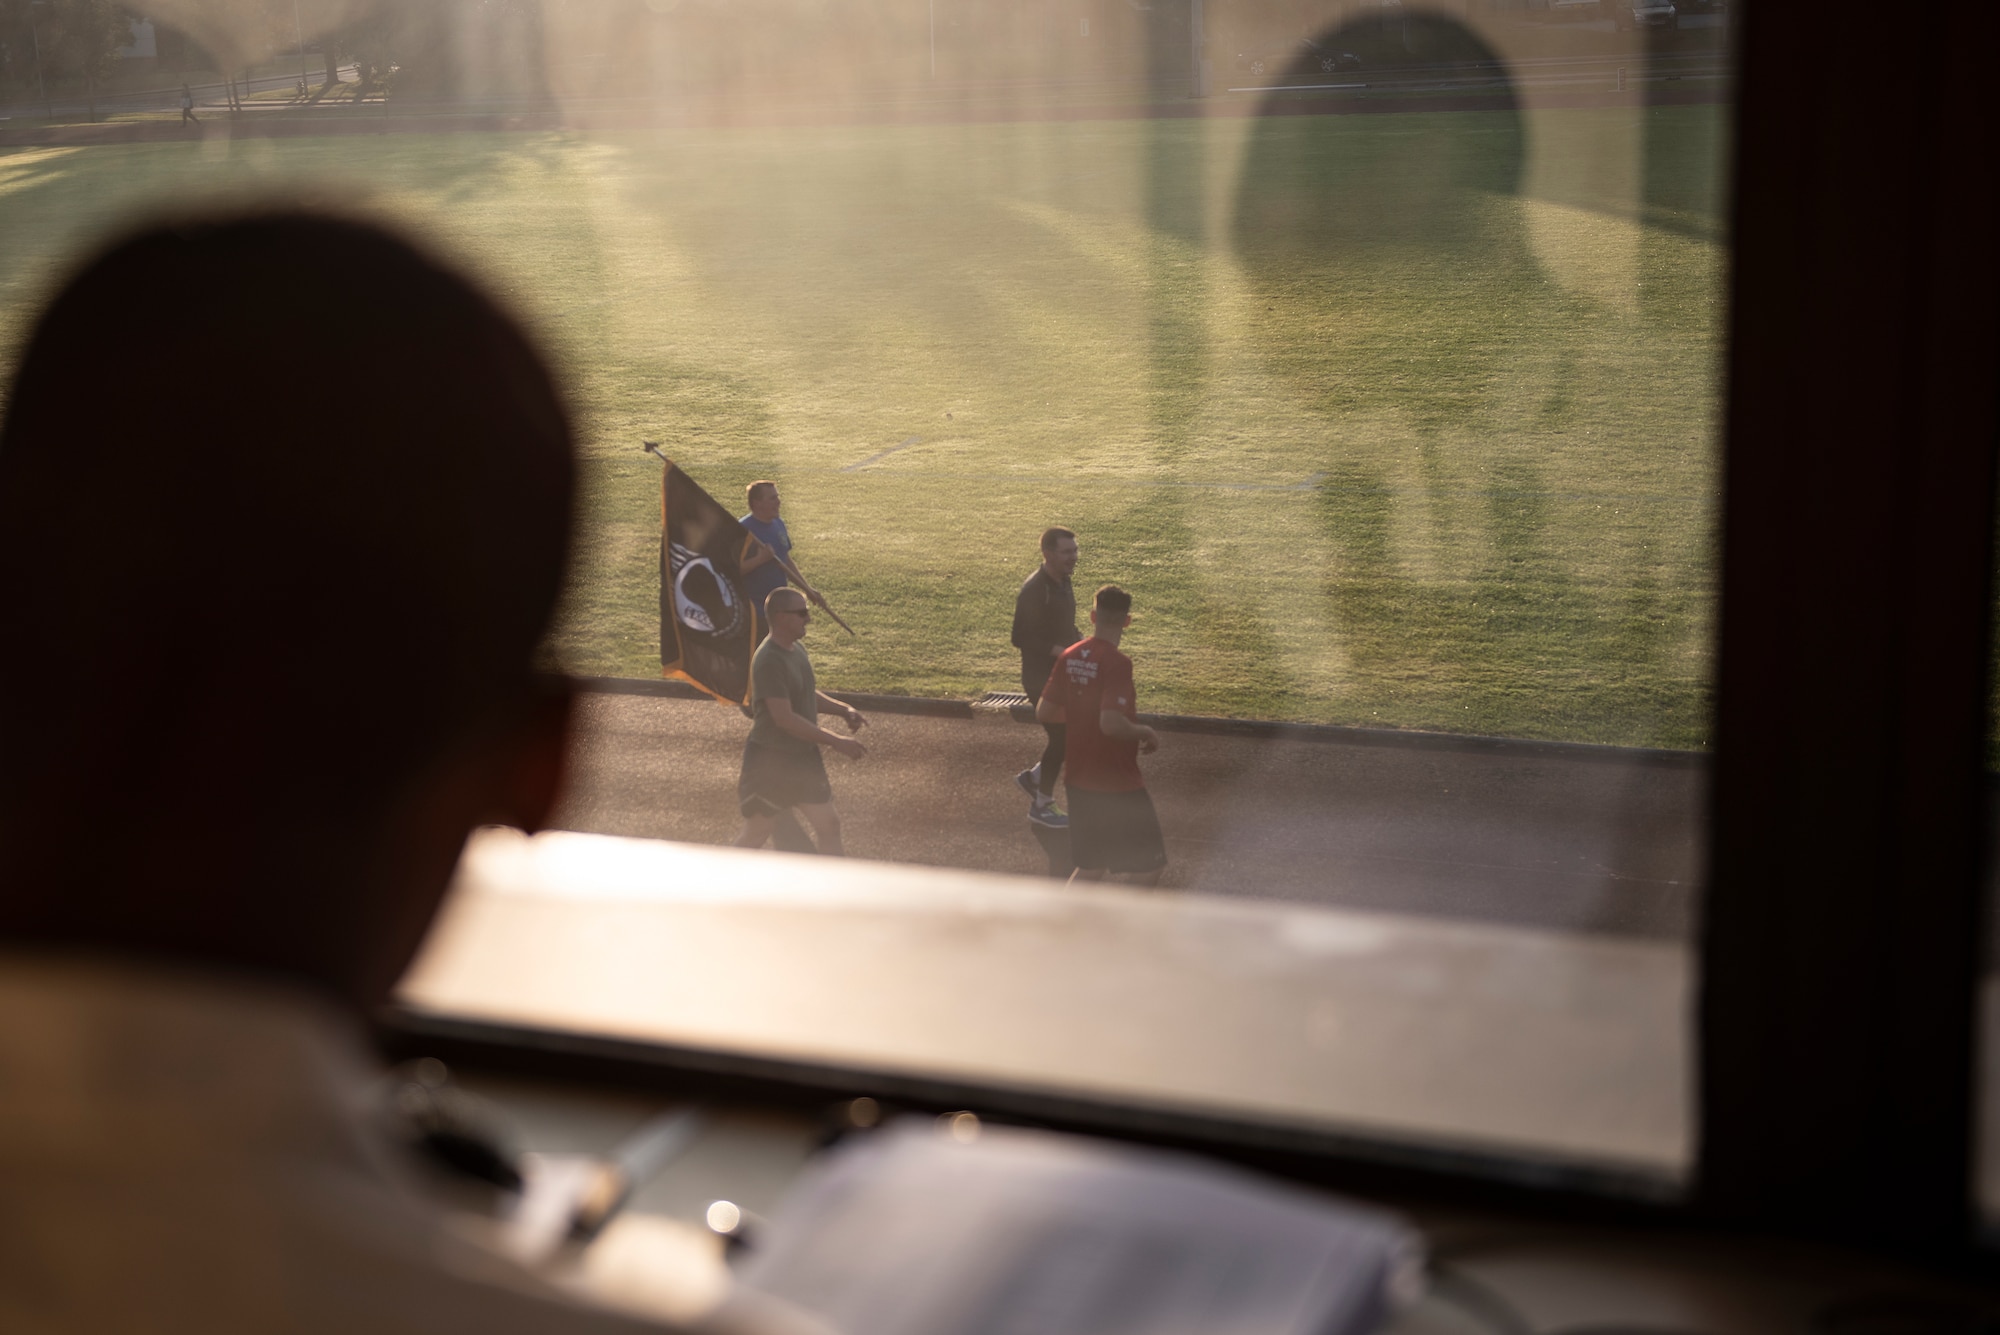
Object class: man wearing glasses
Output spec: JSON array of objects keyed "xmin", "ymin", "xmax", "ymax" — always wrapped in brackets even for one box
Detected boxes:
[{"xmin": 735, "ymin": 587, "xmax": 869, "ymax": 854}]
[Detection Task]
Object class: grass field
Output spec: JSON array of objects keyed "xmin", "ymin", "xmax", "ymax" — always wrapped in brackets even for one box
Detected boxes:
[{"xmin": 0, "ymin": 101, "xmax": 1728, "ymax": 748}]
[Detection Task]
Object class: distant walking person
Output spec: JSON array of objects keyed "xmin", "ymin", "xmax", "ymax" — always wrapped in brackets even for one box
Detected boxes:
[
  {"xmin": 1011, "ymin": 525, "xmax": 1080, "ymax": 828},
  {"xmin": 180, "ymin": 84, "xmax": 199, "ymax": 124},
  {"xmin": 736, "ymin": 587, "xmax": 868, "ymax": 855},
  {"xmin": 1037, "ymin": 585, "xmax": 1166, "ymax": 886},
  {"xmin": 739, "ymin": 480, "xmax": 829, "ymax": 625}
]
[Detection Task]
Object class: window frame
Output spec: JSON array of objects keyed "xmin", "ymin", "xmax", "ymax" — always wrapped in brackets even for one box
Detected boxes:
[{"xmin": 1695, "ymin": 0, "xmax": 1999, "ymax": 1257}]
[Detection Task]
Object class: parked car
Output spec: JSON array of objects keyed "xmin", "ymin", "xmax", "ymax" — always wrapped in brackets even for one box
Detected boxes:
[
  {"xmin": 1233, "ymin": 38, "xmax": 1361, "ymax": 80},
  {"xmin": 1614, "ymin": 0, "xmax": 1678, "ymax": 29}
]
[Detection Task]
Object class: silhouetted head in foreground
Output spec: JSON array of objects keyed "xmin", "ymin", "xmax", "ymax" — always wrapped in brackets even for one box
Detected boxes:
[{"xmin": 0, "ymin": 213, "xmax": 575, "ymax": 1010}]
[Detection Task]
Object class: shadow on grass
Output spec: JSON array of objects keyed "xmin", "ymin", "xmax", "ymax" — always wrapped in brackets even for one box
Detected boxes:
[{"xmin": 1312, "ymin": 458, "xmax": 1709, "ymax": 747}]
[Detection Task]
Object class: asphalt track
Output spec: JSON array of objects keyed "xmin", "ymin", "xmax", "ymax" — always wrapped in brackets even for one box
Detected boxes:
[{"xmin": 553, "ymin": 688, "xmax": 1706, "ymax": 942}]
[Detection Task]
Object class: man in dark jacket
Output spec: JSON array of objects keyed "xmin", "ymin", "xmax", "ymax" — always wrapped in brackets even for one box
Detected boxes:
[{"xmin": 1010, "ymin": 526, "xmax": 1081, "ymax": 827}]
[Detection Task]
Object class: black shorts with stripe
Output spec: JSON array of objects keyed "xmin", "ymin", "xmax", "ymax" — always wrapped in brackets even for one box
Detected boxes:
[
  {"xmin": 1067, "ymin": 786, "xmax": 1167, "ymax": 875},
  {"xmin": 738, "ymin": 740, "xmax": 832, "ymax": 818}
]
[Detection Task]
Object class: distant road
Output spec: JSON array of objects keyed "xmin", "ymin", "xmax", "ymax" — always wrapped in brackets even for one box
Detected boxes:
[{"xmin": 555, "ymin": 689, "xmax": 1704, "ymax": 942}]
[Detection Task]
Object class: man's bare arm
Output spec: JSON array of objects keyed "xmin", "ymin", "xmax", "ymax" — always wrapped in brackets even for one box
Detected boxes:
[
  {"xmin": 1099, "ymin": 710, "xmax": 1159, "ymax": 754},
  {"xmin": 815, "ymin": 691, "xmax": 866, "ymax": 732},
  {"xmin": 766, "ymin": 697, "xmax": 866, "ymax": 757},
  {"xmin": 740, "ymin": 538, "xmax": 774, "ymax": 574},
  {"xmin": 1036, "ymin": 695, "xmax": 1066, "ymax": 724}
]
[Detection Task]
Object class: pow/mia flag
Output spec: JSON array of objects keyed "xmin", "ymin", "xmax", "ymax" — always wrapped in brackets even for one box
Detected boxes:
[{"xmin": 658, "ymin": 458, "xmax": 759, "ymax": 705}]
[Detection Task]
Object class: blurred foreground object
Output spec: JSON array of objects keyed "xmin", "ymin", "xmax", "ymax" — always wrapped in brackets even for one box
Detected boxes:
[
  {"xmin": 740, "ymin": 1118, "xmax": 1421, "ymax": 1335},
  {"xmin": 0, "ymin": 213, "xmax": 814, "ymax": 1334}
]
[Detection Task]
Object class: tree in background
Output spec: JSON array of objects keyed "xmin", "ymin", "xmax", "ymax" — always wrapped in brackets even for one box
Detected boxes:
[
  {"xmin": 0, "ymin": 2, "xmax": 33, "ymax": 102},
  {"xmin": 0, "ymin": 0, "xmax": 130, "ymax": 116},
  {"xmin": 51, "ymin": 0, "xmax": 130, "ymax": 95},
  {"xmin": 279, "ymin": 0, "xmax": 360, "ymax": 94}
]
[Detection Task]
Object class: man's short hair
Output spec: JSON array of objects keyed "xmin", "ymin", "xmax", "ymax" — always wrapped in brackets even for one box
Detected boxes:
[
  {"xmin": 747, "ymin": 480, "xmax": 777, "ymax": 505},
  {"xmin": 766, "ymin": 587, "xmax": 806, "ymax": 614},
  {"xmin": 1094, "ymin": 584, "xmax": 1133, "ymax": 617},
  {"xmin": 0, "ymin": 212, "xmax": 574, "ymax": 954},
  {"xmin": 1040, "ymin": 525, "xmax": 1076, "ymax": 554}
]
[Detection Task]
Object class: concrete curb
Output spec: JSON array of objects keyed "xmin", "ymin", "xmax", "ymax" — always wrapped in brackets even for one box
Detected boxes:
[{"xmin": 571, "ymin": 675, "xmax": 1704, "ymax": 768}]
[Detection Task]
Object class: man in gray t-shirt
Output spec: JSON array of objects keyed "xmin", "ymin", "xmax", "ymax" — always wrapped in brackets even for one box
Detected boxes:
[{"xmin": 735, "ymin": 586, "xmax": 869, "ymax": 854}]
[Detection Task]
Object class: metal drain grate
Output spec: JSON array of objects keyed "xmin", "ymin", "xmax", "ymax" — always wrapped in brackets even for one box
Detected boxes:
[{"xmin": 974, "ymin": 691, "xmax": 1031, "ymax": 711}]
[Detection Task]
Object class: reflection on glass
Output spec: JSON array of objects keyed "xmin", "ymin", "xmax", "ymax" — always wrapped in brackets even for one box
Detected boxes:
[{"xmin": 0, "ymin": 1, "xmax": 1728, "ymax": 934}]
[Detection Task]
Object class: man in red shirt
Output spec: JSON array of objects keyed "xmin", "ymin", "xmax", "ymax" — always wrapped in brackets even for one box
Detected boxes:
[{"xmin": 1035, "ymin": 584, "xmax": 1166, "ymax": 886}]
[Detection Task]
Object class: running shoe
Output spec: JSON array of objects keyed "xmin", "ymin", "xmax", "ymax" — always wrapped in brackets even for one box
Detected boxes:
[
  {"xmin": 1028, "ymin": 800, "xmax": 1068, "ymax": 829},
  {"xmin": 1015, "ymin": 764, "xmax": 1041, "ymax": 799}
]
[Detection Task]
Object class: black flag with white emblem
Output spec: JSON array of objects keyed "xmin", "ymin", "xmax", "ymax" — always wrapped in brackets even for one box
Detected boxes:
[{"xmin": 657, "ymin": 457, "xmax": 759, "ymax": 705}]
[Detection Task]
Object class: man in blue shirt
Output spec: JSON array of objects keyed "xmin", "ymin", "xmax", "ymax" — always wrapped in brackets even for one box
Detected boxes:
[{"xmin": 740, "ymin": 479, "xmax": 827, "ymax": 621}]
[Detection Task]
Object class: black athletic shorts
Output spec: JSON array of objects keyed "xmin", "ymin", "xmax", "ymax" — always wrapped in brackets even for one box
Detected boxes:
[
  {"xmin": 738, "ymin": 740, "xmax": 832, "ymax": 818},
  {"xmin": 1068, "ymin": 786, "xmax": 1167, "ymax": 874}
]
